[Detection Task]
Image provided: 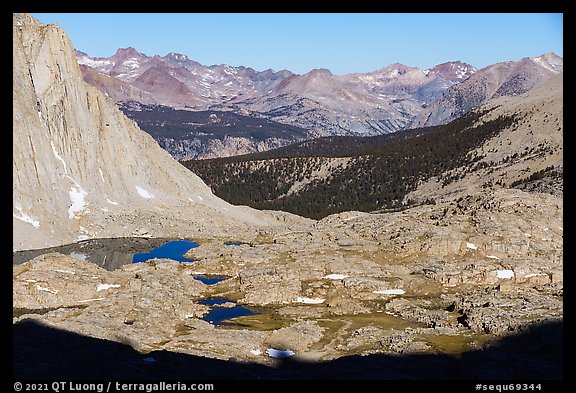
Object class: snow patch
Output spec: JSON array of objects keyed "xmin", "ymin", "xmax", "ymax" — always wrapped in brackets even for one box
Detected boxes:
[
  {"xmin": 77, "ymin": 57, "xmax": 112, "ymax": 68},
  {"xmin": 143, "ymin": 357, "xmax": 156, "ymax": 363},
  {"xmin": 96, "ymin": 283, "xmax": 120, "ymax": 291},
  {"xmin": 266, "ymin": 348, "xmax": 295, "ymax": 358},
  {"xmin": 78, "ymin": 298, "xmax": 106, "ymax": 303},
  {"xmin": 496, "ymin": 270, "xmax": 515, "ymax": 279},
  {"xmin": 525, "ymin": 273, "xmax": 547, "ymax": 278},
  {"xmin": 122, "ymin": 59, "xmax": 140, "ymax": 69},
  {"xmin": 373, "ymin": 289, "xmax": 405, "ymax": 295},
  {"xmin": 98, "ymin": 168, "xmax": 105, "ymax": 182},
  {"xmin": 466, "ymin": 242, "xmax": 478, "ymax": 250},
  {"xmin": 68, "ymin": 186, "xmax": 88, "ymax": 219},
  {"xmin": 323, "ymin": 274, "xmax": 349, "ymax": 280},
  {"xmin": 13, "ymin": 206, "xmax": 40, "ymax": 228},
  {"xmin": 223, "ymin": 66, "xmax": 238, "ymax": 75},
  {"xmin": 36, "ymin": 285, "xmax": 58, "ymax": 294},
  {"xmin": 106, "ymin": 198, "xmax": 119, "ymax": 205},
  {"xmin": 197, "ymin": 195, "xmax": 203, "ymax": 201},
  {"xmin": 486, "ymin": 255, "xmax": 500, "ymax": 260},
  {"xmin": 56, "ymin": 269, "xmax": 76, "ymax": 275},
  {"xmin": 50, "ymin": 141, "xmax": 68, "ymax": 175},
  {"xmin": 532, "ymin": 56, "xmax": 557, "ymax": 73},
  {"xmin": 250, "ymin": 349, "xmax": 262, "ymax": 356},
  {"xmin": 294, "ymin": 296, "xmax": 325, "ymax": 304},
  {"xmin": 136, "ymin": 185, "xmax": 154, "ymax": 199}
]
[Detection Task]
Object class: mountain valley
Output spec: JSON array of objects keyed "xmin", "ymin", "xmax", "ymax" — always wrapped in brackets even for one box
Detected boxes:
[
  {"xmin": 184, "ymin": 73, "xmax": 562, "ymax": 219},
  {"xmin": 13, "ymin": 14, "xmax": 563, "ymax": 380}
]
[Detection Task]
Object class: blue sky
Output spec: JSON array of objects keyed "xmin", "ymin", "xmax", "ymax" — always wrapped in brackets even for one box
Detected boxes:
[{"xmin": 33, "ymin": 13, "xmax": 563, "ymax": 75}]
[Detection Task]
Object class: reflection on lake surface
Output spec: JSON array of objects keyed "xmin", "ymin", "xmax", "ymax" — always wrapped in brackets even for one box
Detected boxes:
[
  {"xmin": 13, "ymin": 238, "xmax": 230, "ymax": 285},
  {"xmin": 13, "ymin": 237, "xmax": 174, "ymax": 270}
]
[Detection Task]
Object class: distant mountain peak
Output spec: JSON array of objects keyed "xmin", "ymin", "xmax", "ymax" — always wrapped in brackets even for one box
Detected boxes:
[
  {"xmin": 412, "ymin": 53, "xmax": 563, "ymax": 129},
  {"xmin": 531, "ymin": 52, "xmax": 563, "ymax": 73},
  {"xmin": 429, "ymin": 61, "xmax": 477, "ymax": 80},
  {"xmin": 534, "ymin": 51, "xmax": 561, "ymax": 61},
  {"xmin": 306, "ymin": 68, "xmax": 333, "ymax": 77},
  {"xmin": 114, "ymin": 47, "xmax": 144, "ymax": 58},
  {"xmin": 165, "ymin": 52, "xmax": 191, "ymax": 62}
]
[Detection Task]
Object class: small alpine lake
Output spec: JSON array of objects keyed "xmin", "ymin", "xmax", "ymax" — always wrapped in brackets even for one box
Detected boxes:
[{"xmin": 13, "ymin": 238, "xmax": 227, "ymax": 286}]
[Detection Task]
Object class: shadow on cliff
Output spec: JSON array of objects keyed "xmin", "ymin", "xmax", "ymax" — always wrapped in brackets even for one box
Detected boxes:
[{"xmin": 13, "ymin": 319, "xmax": 562, "ymax": 380}]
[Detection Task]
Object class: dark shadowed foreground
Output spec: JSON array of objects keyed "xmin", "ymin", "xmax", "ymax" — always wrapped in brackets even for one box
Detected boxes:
[{"xmin": 13, "ymin": 319, "xmax": 562, "ymax": 380}]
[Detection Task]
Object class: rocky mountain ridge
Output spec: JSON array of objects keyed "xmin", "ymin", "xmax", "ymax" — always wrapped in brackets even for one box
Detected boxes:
[
  {"xmin": 412, "ymin": 52, "xmax": 563, "ymax": 128},
  {"xmin": 77, "ymin": 47, "xmax": 479, "ymax": 137},
  {"xmin": 78, "ymin": 46, "xmax": 561, "ymax": 159}
]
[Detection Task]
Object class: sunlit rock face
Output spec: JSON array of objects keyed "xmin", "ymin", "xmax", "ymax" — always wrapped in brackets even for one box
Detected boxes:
[{"xmin": 13, "ymin": 13, "xmax": 284, "ymax": 251}]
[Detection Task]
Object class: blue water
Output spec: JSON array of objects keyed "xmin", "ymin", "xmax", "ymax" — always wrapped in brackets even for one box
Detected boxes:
[
  {"xmin": 194, "ymin": 276, "xmax": 227, "ymax": 285},
  {"xmin": 130, "ymin": 240, "xmax": 229, "ymax": 285},
  {"xmin": 200, "ymin": 297, "xmax": 231, "ymax": 306},
  {"xmin": 199, "ymin": 297, "xmax": 257, "ymax": 326},
  {"xmin": 132, "ymin": 240, "xmax": 199, "ymax": 263},
  {"xmin": 14, "ymin": 238, "xmax": 230, "ymax": 285}
]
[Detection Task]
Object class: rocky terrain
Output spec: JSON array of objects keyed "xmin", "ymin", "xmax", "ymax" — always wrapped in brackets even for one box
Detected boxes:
[
  {"xmin": 13, "ymin": 14, "xmax": 562, "ymax": 380},
  {"xmin": 14, "ymin": 186, "xmax": 563, "ymax": 378}
]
